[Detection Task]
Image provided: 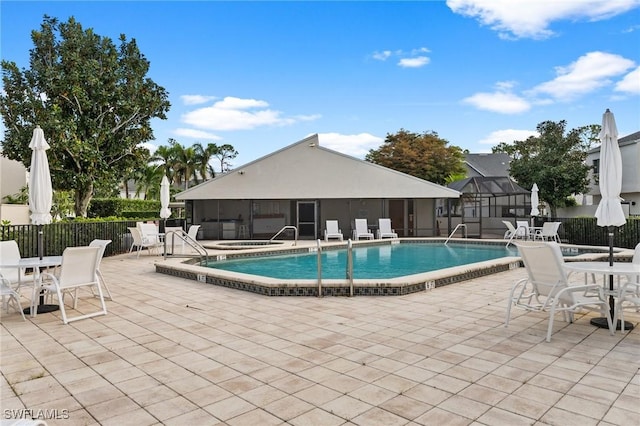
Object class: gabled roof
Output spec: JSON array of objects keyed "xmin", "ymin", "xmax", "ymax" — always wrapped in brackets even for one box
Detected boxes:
[
  {"xmin": 588, "ymin": 130, "xmax": 640, "ymax": 153},
  {"xmin": 464, "ymin": 153, "xmax": 511, "ymax": 177},
  {"xmin": 176, "ymin": 134, "xmax": 460, "ymax": 200}
]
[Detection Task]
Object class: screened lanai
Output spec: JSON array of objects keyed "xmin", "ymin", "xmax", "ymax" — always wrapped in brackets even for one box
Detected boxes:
[{"xmin": 441, "ymin": 176, "xmax": 532, "ymax": 238}]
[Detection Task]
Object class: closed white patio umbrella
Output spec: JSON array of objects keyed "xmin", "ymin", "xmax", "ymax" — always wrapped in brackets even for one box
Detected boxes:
[
  {"xmin": 160, "ymin": 175, "xmax": 171, "ymax": 221},
  {"xmin": 28, "ymin": 126, "xmax": 53, "ymax": 259},
  {"xmin": 592, "ymin": 109, "xmax": 629, "ymax": 330},
  {"xmin": 530, "ymin": 183, "xmax": 540, "ymax": 227},
  {"xmin": 28, "ymin": 126, "xmax": 58, "ymax": 315}
]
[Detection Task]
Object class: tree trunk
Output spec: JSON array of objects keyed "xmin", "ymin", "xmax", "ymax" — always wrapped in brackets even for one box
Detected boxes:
[
  {"xmin": 549, "ymin": 204, "xmax": 558, "ymax": 219},
  {"xmin": 74, "ymin": 182, "xmax": 94, "ymax": 217}
]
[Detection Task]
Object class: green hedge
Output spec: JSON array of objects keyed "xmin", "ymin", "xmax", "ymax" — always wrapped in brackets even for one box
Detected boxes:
[{"xmin": 88, "ymin": 198, "xmax": 161, "ymax": 218}]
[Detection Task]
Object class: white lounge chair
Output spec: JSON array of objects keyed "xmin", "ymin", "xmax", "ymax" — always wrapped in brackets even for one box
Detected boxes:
[
  {"xmin": 533, "ymin": 222, "xmax": 561, "ymax": 242},
  {"xmin": 324, "ymin": 220, "xmax": 343, "ymax": 241},
  {"xmin": 138, "ymin": 222, "xmax": 160, "ymax": 243},
  {"xmin": 502, "ymin": 221, "xmax": 524, "ymax": 240},
  {"xmin": 40, "ymin": 246, "xmax": 107, "ymax": 324},
  {"xmin": 353, "ymin": 219, "xmax": 374, "ymax": 240},
  {"xmin": 506, "ymin": 241, "xmax": 613, "ymax": 342},
  {"xmin": 377, "ymin": 218, "xmax": 398, "ymax": 239}
]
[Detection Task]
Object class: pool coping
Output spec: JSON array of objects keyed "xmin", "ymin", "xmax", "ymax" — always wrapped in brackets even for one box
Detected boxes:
[{"xmin": 154, "ymin": 238, "xmax": 632, "ymax": 297}]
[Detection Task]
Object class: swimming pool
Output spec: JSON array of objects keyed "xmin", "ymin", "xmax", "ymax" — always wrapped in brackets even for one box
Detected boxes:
[
  {"xmin": 155, "ymin": 239, "xmax": 526, "ymax": 296},
  {"xmin": 206, "ymin": 242, "xmax": 519, "ymax": 279}
]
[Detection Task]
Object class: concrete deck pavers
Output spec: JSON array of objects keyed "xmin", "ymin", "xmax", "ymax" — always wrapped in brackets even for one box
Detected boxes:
[{"xmin": 1, "ymin": 245, "xmax": 639, "ymax": 426}]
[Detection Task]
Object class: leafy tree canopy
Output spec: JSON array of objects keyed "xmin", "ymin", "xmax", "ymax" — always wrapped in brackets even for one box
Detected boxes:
[
  {"xmin": 365, "ymin": 129, "xmax": 466, "ymax": 185},
  {"xmin": 492, "ymin": 120, "xmax": 598, "ymax": 218},
  {"xmin": 0, "ymin": 15, "xmax": 170, "ymax": 217}
]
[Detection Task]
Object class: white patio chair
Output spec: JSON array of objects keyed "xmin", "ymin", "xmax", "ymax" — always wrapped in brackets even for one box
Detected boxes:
[
  {"xmin": 613, "ymin": 243, "xmax": 640, "ymax": 332},
  {"xmin": 0, "ymin": 240, "xmax": 26, "ymax": 293},
  {"xmin": 184, "ymin": 225, "xmax": 201, "ymax": 251},
  {"xmin": 39, "ymin": 246, "xmax": 107, "ymax": 324},
  {"xmin": 516, "ymin": 220, "xmax": 530, "ymax": 239},
  {"xmin": 353, "ymin": 219, "xmax": 374, "ymax": 240},
  {"xmin": 506, "ymin": 241, "xmax": 613, "ymax": 342},
  {"xmin": 324, "ymin": 220, "xmax": 343, "ymax": 241},
  {"xmin": 138, "ymin": 222, "xmax": 160, "ymax": 244},
  {"xmin": 1, "ymin": 275, "xmax": 26, "ymax": 321},
  {"xmin": 377, "ymin": 218, "xmax": 398, "ymax": 239},
  {"xmin": 534, "ymin": 222, "xmax": 561, "ymax": 242},
  {"xmin": 89, "ymin": 239, "xmax": 113, "ymax": 300},
  {"xmin": 128, "ymin": 227, "xmax": 163, "ymax": 257}
]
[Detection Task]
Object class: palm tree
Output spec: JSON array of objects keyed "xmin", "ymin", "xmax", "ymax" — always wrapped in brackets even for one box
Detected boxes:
[{"xmin": 194, "ymin": 142, "xmax": 219, "ymax": 181}]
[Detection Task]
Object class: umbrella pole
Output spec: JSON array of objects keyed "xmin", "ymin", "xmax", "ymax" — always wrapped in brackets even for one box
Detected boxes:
[
  {"xmin": 38, "ymin": 224, "xmax": 44, "ymax": 260},
  {"xmin": 590, "ymin": 226, "xmax": 634, "ymax": 331},
  {"xmin": 607, "ymin": 227, "xmax": 615, "ymax": 319}
]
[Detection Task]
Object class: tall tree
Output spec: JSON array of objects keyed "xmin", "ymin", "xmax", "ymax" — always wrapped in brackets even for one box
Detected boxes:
[
  {"xmin": 0, "ymin": 15, "xmax": 170, "ymax": 216},
  {"xmin": 365, "ymin": 129, "xmax": 466, "ymax": 185},
  {"xmin": 214, "ymin": 143, "xmax": 238, "ymax": 173},
  {"xmin": 493, "ymin": 120, "xmax": 597, "ymax": 218}
]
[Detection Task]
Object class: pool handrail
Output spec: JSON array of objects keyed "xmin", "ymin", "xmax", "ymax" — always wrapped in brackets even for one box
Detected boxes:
[
  {"xmin": 444, "ymin": 224, "xmax": 467, "ymax": 245},
  {"xmin": 163, "ymin": 229, "xmax": 209, "ymax": 264},
  {"xmin": 316, "ymin": 239, "xmax": 322, "ymax": 297},
  {"xmin": 346, "ymin": 239, "xmax": 354, "ymax": 297},
  {"xmin": 270, "ymin": 226, "xmax": 298, "ymax": 246}
]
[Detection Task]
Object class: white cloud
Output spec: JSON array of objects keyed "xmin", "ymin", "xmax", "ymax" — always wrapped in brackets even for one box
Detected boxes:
[
  {"xmin": 478, "ymin": 129, "xmax": 539, "ymax": 146},
  {"xmin": 398, "ymin": 56, "xmax": 430, "ymax": 68},
  {"xmin": 530, "ymin": 52, "xmax": 636, "ymax": 100},
  {"xmin": 139, "ymin": 142, "xmax": 157, "ymax": 155},
  {"xmin": 615, "ymin": 66, "xmax": 640, "ymax": 94},
  {"xmin": 173, "ymin": 128, "xmax": 222, "ymax": 140},
  {"xmin": 317, "ymin": 132, "xmax": 384, "ymax": 158},
  {"xmin": 447, "ymin": 0, "xmax": 640, "ymax": 39},
  {"xmin": 371, "ymin": 47, "xmax": 431, "ymax": 68},
  {"xmin": 372, "ymin": 50, "xmax": 393, "ymax": 61},
  {"xmin": 181, "ymin": 96, "xmax": 320, "ymax": 131},
  {"xmin": 462, "ymin": 82, "xmax": 531, "ymax": 114},
  {"xmin": 181, "ymin": 95, "xmax": 217, "ymax": 105}
]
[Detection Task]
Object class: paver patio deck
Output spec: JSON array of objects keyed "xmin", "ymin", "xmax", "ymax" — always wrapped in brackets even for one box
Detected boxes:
[{"xmin": 1, "ymin": 247, "xmax": 638, "ymax": 425}]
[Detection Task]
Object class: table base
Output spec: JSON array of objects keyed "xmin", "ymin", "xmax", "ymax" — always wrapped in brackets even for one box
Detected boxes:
[
  {"xmin": 590, "ymin": 317, "xmax": 634, "ymax": 331},
  {"xmin": 23, "ymin": 304, "xmax": 60, "ymax": 315}
]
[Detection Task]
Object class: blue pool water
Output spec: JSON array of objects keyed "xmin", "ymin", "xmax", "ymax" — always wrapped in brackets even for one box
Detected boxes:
[{"xmin": 207, "ymin": 243, "xmax": 519, "ymax": 279}]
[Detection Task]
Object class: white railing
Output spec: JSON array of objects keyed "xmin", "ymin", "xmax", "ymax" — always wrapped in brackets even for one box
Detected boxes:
[
  {"xmin": 270, "ymin": 226, "xmax": 298, "ymax": 245},
  {"xmin": 444, "ymin": 224, "xmax": 467, "ymax": 245}
]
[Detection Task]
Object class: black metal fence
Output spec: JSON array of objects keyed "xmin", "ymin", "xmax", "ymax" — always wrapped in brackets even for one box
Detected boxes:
[
  {"xmin": 551, "ymin": 217, "xmax": 639, "ymax": 249},
  {"xmin": 1, "ymin": 217, "xmax": 638, "ymax": 258},
  {"xmin": 1, "ymin": 220, "xmax": 140, "ymax": 258}
]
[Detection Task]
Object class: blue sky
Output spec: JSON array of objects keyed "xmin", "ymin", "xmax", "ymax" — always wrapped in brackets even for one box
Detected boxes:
[{"xmin": 2, "ymin": 0, "xmax": 639, "ymax": 170}]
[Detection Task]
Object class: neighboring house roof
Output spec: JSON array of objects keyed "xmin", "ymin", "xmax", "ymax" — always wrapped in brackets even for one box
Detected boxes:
[
  {"xmin": 176, "ymin": 134, "xmax": 460, "ymax": 200},
  {"xmin": 448, "ymin": 176, "xmax": 530, "ymax": 196},
  {"xmin": 464, "ymin": 153, "xmax": 511, "ymax": 177},
  {"xmin": 588, "ymin": 130, "xmax": 640, "ymax": 154}
]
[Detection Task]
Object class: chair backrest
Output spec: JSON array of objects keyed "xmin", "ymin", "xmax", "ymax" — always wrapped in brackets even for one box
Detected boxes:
[
  {"xmin": 57, "ymin": 246, "xmax": 100, "ymax": 288},
  {"xmin": 128, "ymin": 227, "xmax": 143, "ymax": 245},
  {"xmin": 540, "ymin": 222, "xmax": 556, "ymax": 236},
  {"xmin": 138, "ymin": 223, "xmax": 159, "ymax": 241},
  {"xmin": 187, "ymin": 225, "xmax": 200, "ymax": 240},
  {"xmin": 89, "ymin": 239, "xmax": 111, "ymax": 269},
  {"xmin": 630, "ymin": 243, "xmax": 640, "ymax": 283},
  {"xmin": 516, "ymin": 242, "xmax": 573, "ymax": 304},
  {"xmin": 379, "ymin": 218, "xmax": 392, "ymax": 233},
  {"xmin": 355, "ymin": 219, "xmax": 369, "ymax": 233},
  {"xmin": 502, "ymin": 220, "xmax": 516, "ymax": 233},
  {"xmin": 516, "ymin": 221, "xmax": 529, "ymax": 237},
  {"xmin": 326, "ymin": 220, "xmax": 340, "ymax": 234},
  {"xmin": 0, "ymin": 240, "xmax": 22, "ymax": 283}
]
